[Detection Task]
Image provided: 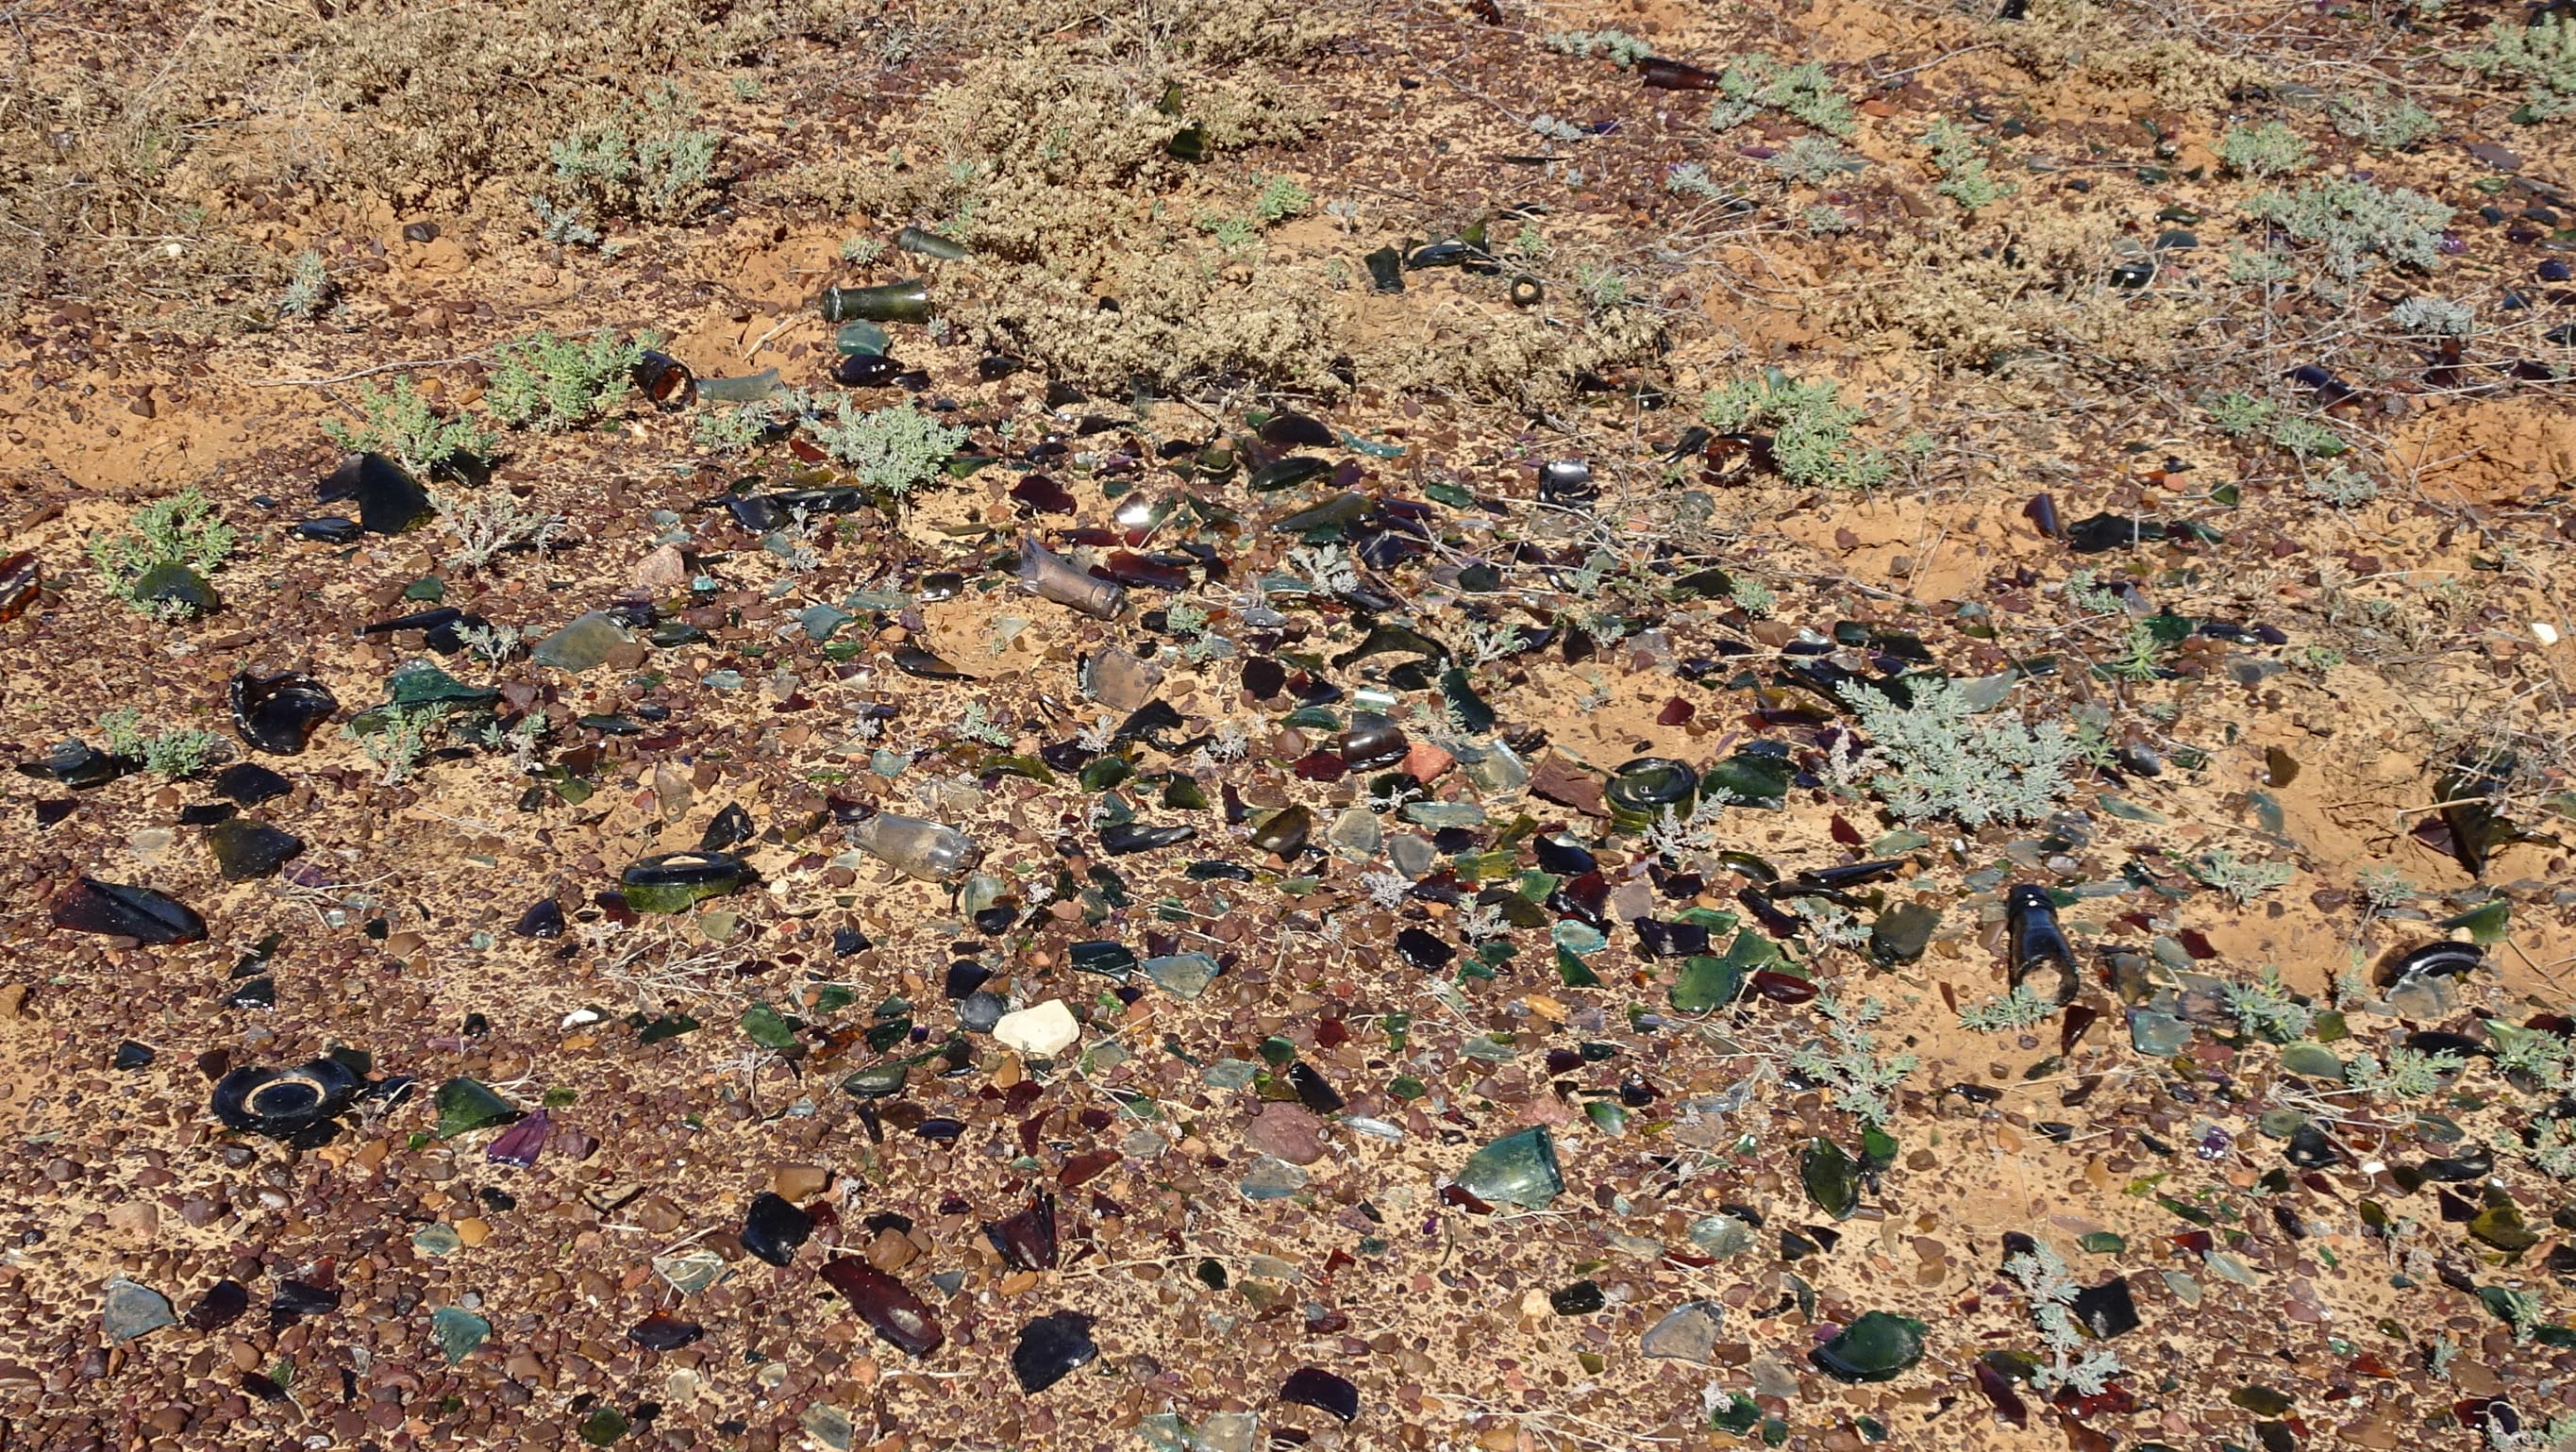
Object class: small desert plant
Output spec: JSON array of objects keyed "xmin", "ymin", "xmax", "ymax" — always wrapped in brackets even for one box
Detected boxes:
[
  {"xmin": 98, "ymin": 709, "xmax": 224, "ymax": 779},
  {"xmin": 441, "ymin": 497, "xmax": 566, "ymax": 574},
  {"xmin": 2269, "ymin": 416, "xmax": 2348, "ymax": 459},
  {"xmin": 2452, "ymin": 15, "xmax": 2576, "ymax": 122},
  {"xmin": 1766, "ymin": 135, "xmax": 1865, "ymax": 184},
  {"xmin": 2529, "ymin": 1119, "xmax": 2576, "ymax": 1179},
  {"xmin": 2243, "ymin": 178, "xmax": 2451, "ymax": 282},
  {"xmin": 694, "ymin": 401, "xmax": 780, "ymax": 453},
  {"xmin": 2207, "ymin": 391, "xmax": 2278, "ymax": 438},
  {"xmin": 1701, "ymin": 371, "xmax": 1888, "ymax": 489},
  {"xmin": 323, "ymin": 378, "xmax": 496, "ymax": 477},
  {"xmin": 88, "ymin": 489, "xmax": 235, "ymax": 619},
  {"xmin": 2006, "ymin": 1240, "xmax": 2125, "ymax": 1394},
  {"xmin": 451, "ymin": 622, "xmax": 527, "ymax": 671},
  {"xmin": 351, "ymin": 705, "xmax": 446, "ymax": 787},
  {"xmin": 2193, "ymin": 849, "xmax": 2296, "ymax": 904},
  {"xmin": 1254, "ymin": 175, "xmax": 1312, "ymax": 223},
  {"xmin": 804, "ymin": 399, "xmax": 968, "ymax": 497},
  {"xmin": 1837, "ymin": 676, "xmax": 2082, "ymax": 826},
  {"xmin": 1664, "ymin": 162, "xmax": 1727, "ymax": 198},
  {"xmin": 527, "ymin": 86, "xmax": 724, "ymax": 242},
  {"xmin": 483, "ymin": 329, "xmax": 656, "ymax": 430},
  {"xmin": 1542, "ymin": 29, "xmax": 1655, "ymax": 66},
  {"xmin": 2389, "ymin": 295, "xmax": 2475, "ymax": 336},
  {"xmin": 2331, "ymin": 91, "xmax": 2438, "ymax": 151},
  {"xmin": 1706, "ymin": 54, "xmax": 1856, "ymax": 136},
  {"xmin": 2216, "ymin": 121, "xmax": 2313, "ymax": 177},
  {"xmin": 2346, "ymin": 1046, "xmax": 2467, "ymax": 1101},
  {"xmin": 1196, "ymin": 212, "xmax": 1261, "ymax": 251},
  {"xmin": 1788, "ymin": 995, "xmax": 1916, "ymax": 1127},
  {"xmin": 2304, "ymin": 465, "xmax": 2380, "ymax": 507},
  {"xmin": 1924, "ymin": 119, "xmax": 2011, "ymax": 209},
  {"xmin": 2223, "ymin": 965, "xmax": 2315, "ymax": 1041},
  {"xmin": 2354, "ymin": 867, "xmax": 2416, "ymax": 910},
  {"xmin": 276, "ymin": 250, "xmax": 333, "ymax": 320},
  {"xmin": 1960, "ymin": 984, "xmax": 2059, "ymax": 1032},
  {"xmin": 954, "ymin": 700, "xmax": 1012, "ymax": 746}
]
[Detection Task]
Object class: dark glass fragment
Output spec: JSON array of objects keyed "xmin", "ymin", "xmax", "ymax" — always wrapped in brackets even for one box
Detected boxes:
[
  {"xmin": 186, "ymin": 1278, "xmax": 251, "ymax": 1332},
  {"xmin": 1011, "ymin": 1310, "xmax": 1098, "ymax": 1393},
  {"xmin": 741, "ymin": 1193, "xmax": 813, "ymax": 1266},
  {"xmin": 1280, "ymin": 1366, "xmax": 1361, "ymax": 1422},
  {"xmin": 317, "ymin": 453, "xmax": 434, "ymax": 535},
  {"xmin": 53, "ymin": 877, "xmax": 205, "ymax": 944},
  {"xmin": 820, "ymin": 1258, "xmax": 945, "ymax": 1356}
]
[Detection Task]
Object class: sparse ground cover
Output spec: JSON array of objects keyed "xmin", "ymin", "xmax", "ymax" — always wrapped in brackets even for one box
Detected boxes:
[{"xmin": 3, "ymin": 0, "xmax": 2576, "ymax": 1447}]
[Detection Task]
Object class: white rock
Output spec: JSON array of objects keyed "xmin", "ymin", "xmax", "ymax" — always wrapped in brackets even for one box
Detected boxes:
[{"xmin": 993, "ymin": 999, "xmax": 1080, "ymax": 1059}]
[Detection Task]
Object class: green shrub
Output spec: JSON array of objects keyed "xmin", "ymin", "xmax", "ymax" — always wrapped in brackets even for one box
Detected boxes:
[
  {"xmin": 2194, "ymin": 849, "xmax": 2296, "ymax": 903},
  {"xmin": 1924, "ymin": 119, "xmax": 2012, "ymax": 209},
  {"xmin": 1701, "ymin": 371, "xmax": 1888, "ymax": 489},
  {"xmin": 276, "ymin": 250, "xmax": 333, "ymax": 320},
  {"xmin": 2243, "ymin": 178, "xmax": 2451, "ymax": 282},
  {"xmin": 2388, "ymin": 295, "xmax": 2474, "ymax": 336},
  {"xmin": 2268, "ymin": 417, "xmax": 2346, "ymax": 458},
  {"xmin": 2222, "ymin": 965, "xmax": 2314, "ymax": 1041},
  {"xmin": 2216, "ymin": 121, "xmax": 2312, "ymax": 177},
  {"xmin": 1254, "ymin": 175, "xmax": 1312, "ymax": 222},
  {"xmin": 527, "ymin": 85, "xmax": 724, "ymax": 243},
  {"xmin": 323, "ymin": 377, "xmax": 496, "ymax": 476},
  {"xmin": 87, "ymin": 489, "xmax": 235, "ymax": 619},
  {"xmin": 1787, "ymin": 996, "xmax": 1915, "ymax": 1127},
  {"xmin": 2206, "ymin": 391, "xmax": 2277, "ymax": 437},
  {"xmin": 1960, "ymin": 984, "xmax": 2059, "ymax": 1032},
  {"xmin": 2452, "ymin": 15, "xmax": 2576, "ymax": 122},
  {"xmin": 1838, "ymin": 676, "xmax": 2081, "ymax": 826},
  {"xmin": 1766, "ymin": 136, "xmax": 1865, "ymax": 183},
  {"xmin": 1706, "ymin": 54, "xmax": 1856, "ymax": 136},
  {"xmin": 98, "ymin": 709, "xmax": 224, "ymax": 779},
  {"xmin": 1541, "ymin": 29, "xmax": 1654, "ymax": 66},
  {"xmin": 805, "ymin": 399, "xmax": 968, "ymax": 497},
  {"xmin": 2331, "ymin": 91, "xmax": 2438, "ymax": 151},
  {"xmin": 484, "ymin": 329, "xmax": 657, "ymax": 430},
  {"xmin": 2304, "ymin": 465, "xmax": 2380, "ymax": 507}
]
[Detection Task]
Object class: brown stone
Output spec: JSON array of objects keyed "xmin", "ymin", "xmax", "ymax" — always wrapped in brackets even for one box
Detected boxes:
[{"xmin": 1241, "ymin": 1105, "xmax": 1327, "ymax": 1166}]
